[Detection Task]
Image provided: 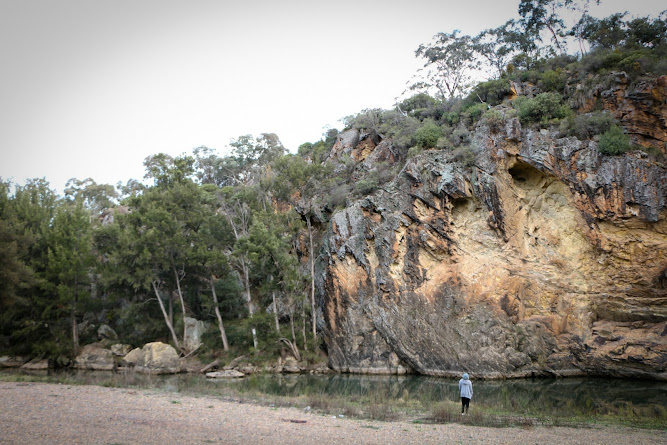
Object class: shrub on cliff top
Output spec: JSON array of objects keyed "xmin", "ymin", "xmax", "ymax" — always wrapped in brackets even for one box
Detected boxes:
[
  {"xmin": 515, "ymin": 92, "xmax": 572, "ymax": 126},
  {"xmin": 598, "ymin": 125, "xmax": 630, "ymax": 155},
  {"xmin": 414, "ymin": 120, "xmax": 443, "ymax": 148},
  {"xmin": 569, "ymin": 111, "xmax": 617, "ymax": 140}
]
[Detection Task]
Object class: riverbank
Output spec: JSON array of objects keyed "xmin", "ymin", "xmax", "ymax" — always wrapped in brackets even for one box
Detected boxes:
[{"xmin": 0, "ymin": 381, "xmax": 664, "ymax": 444}]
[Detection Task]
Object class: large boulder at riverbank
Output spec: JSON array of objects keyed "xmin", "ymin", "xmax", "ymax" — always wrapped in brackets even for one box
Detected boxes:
[
  {"xmin": 74, "ymin": 343, "xmax": 116, "ymax": 371},
  {"xmin": 122, "ymin": 342, "xmax": 180, "ymax": 374},
  {"xmin": 0, "ymin": 356, "xmax": 26, "ymax": 368},
  {"xmin": 20, "ymin": 358, "xmax": 49, "ymax": 370}
]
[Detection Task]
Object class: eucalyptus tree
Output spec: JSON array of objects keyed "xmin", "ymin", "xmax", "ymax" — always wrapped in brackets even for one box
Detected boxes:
[
  {"xmin": 413, "ymin": 30, "xmax": 479, "ymax": 99},
  {"xmin": 63, "ymin": 178, "xmax": 118, "ymax": 216},
  {"xmin": 269, "ymin": 153, "xmax": 330, "ymax": 347},
  {"xmin": 236, "ymin": 209, "xmax": 305, "ymax": 358},
  {"xmin": 227, "ymin": 133, "xmax": 286, "ymax": 186},
  {"xmin": 220, "ymin": 185, "xmax": 264, "ymax": 349},
  {"xmin": 517, "ymin": 0, "xmax": 599, "ymax": 55},
  {"xmin": 191, "ymin": 184, "xmax": 237, "ymax": 351},
  {"xmin": 102, "ymin": 153, "xmax": 210, "ymax": 353}
]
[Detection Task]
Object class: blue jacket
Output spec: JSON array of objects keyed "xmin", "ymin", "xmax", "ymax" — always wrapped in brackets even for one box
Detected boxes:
[{"xmin": 459, "ymin": 377, "xmax": 473, "ymax": 399}]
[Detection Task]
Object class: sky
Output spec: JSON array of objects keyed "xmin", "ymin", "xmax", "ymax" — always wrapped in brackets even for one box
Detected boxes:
[{"xmin": 1, "ymin": 0, "xmax": 664, "ymax": 194}]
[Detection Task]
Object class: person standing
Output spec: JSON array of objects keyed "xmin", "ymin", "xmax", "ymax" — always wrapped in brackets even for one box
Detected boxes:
[{"xmin": 459, "ymin": 373, "xmax": 473, "ymax": 415}]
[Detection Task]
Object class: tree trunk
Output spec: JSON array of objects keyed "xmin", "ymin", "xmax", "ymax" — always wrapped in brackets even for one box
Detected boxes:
[
  {"xmin": 71, "ymin": 308, "xmax": 79, "ymax": 356},
  {"xmin": 241, "ymin": 259, "xmax": 253, "ymax": 316},
  {"xmin": 289, "ymin": 310, "xmax": 296, "ymax": 345},
  {"xmin": 152, "ymin": 281, "xmax": 181, "ymax": 350},
  {"xmin": 168, "ymin": 288, "xmax": 174, "ymax": 327},
  {"xmin": 545, "ymin": 22, "xmax": 564, "ymax": 54},
  {"xmin": 272, "ymin": 290, "xmax": 280, "ymax": 334},
  {"xmin": 210, "ymin": 276, "xmax": 229, "ymax": 351},
  {"xmin": 301, "ymin": 300, "xmax": 308, "ymax": 352},
  {"xmin": 71, "ymin": 277, "xmax": 79, "ymax": 356},
  {"xmin": 225, "ymin": 206, "xmax": 257, "ymax": 349},
  {"xmin": 306, "ymin": 215, "xmax": 317, "ymax": 343},
  {"xmin": 173, "ymin": 265, "xmax": 188, "ymax": 347},
  {"xmin": 241, "ymin": 259, "xmax": 258, "ymax": 349}
]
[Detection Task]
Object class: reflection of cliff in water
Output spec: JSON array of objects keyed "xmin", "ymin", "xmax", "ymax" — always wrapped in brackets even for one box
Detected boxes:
[
  {"xmin": 4, "ymin": 369, "xmax": 665, "ymax": 416},
  {"xmin": 239, "ymin": 374, "xmax": 667, "ymax": 409}
]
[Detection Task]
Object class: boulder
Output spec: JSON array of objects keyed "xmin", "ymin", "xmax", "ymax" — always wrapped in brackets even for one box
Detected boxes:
[
  {"xmin": 97, "ymin": 324, "xmax": 118, "ymax": 341},
  {"xmin": 74, "ymin": 343, "xmax": 115, "ymax": 371},
  {"xmin": 183, "ymin": 317, "xmax": 207, "ymax": 352},
  {"xmin": 122, "ymin": 347, "xmax": 142, "ymax": 364},
  {"xmin": 206, "ymin": 370, "xmax": 244, "ymax": 379},
  {"xmin": 127, "ymin": 342, "xmax": 181, "ymax": 374},
  {"xmin": 283, "ymin": 357, "xmax": 303, "ymax": 373},
  {"xmin": 223, "ymin": 355, "xmax": 247, "ymax": 370},
  {"xmin": 237, "ymin": 365, "xmax": 259, "ymax": 374},
  {"xmin": 0, "ymin": 356, "xmax": 26, "ymax": 368},
  {"xmin": 21, "ymin": 358, "xmax": 49, "ymax": 370},
  {"xmin": 110, "ymin": 344, "xmax": 132, "ymax": 357}
]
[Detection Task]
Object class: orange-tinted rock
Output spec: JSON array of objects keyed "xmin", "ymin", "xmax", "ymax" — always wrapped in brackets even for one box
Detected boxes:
[{"xmin": 320, "ymin": 110, "xmax": 667, "ymax": 380}]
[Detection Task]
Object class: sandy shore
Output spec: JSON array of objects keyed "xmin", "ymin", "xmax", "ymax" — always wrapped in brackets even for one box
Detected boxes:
[{"xmin": 0, "ymin": 381, "xmax": 664, "ymax": 444}]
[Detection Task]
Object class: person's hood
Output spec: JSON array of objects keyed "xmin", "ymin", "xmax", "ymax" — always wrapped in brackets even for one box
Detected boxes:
[{"xmin": 462, "ymin": 373, "xmax": 469, "ymax": 380}]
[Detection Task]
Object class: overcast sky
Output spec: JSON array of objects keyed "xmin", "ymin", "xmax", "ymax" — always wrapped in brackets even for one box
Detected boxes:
[{"xmin": 1, "ymin": 0, "xmax": 663, "ymax": 194}]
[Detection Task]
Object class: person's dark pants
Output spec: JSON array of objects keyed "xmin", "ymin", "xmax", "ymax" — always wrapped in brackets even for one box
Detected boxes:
[{"xmin": 461, "ymin": 397, "xmax": 470, "ymax": 413}]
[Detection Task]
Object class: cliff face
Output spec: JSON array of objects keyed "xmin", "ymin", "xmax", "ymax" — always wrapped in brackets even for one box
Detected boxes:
[
  {"xmin": 319, "ymin": 91, "xmax": 667, "ymax": 380},
  {"xmin": 577, "ymin": 73, "xmax": 667, "ymax": 153}
]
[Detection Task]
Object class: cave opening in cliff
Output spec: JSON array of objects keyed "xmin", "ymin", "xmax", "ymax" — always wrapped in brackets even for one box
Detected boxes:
[{"xmin": 507, "ymin": 160, "xmax": 549, "ymax": 189}]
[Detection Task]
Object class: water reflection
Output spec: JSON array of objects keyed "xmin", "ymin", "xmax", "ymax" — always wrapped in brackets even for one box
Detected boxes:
[
  {"xmin": 3, "ymin": 369, "xmax": 666, "ymax": 416},
  {"xmin": 234, "ymin": 374, "xmax": 667, "ymax": 410}
]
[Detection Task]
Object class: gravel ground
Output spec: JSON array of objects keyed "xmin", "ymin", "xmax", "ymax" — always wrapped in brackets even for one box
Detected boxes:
[{"xmin": 0, "ymin": 381, "xmax": 665, "ymax": 445}]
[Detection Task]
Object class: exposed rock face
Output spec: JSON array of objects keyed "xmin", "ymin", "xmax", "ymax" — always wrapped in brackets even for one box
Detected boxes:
[
  {"xmin": 320, "ymin": 111, "xmax": 667, "ymax": 380},
  {"xmin": 74, "ymin": 343, "xmax": 116, "ymax": 371},
  {"xmin": 122, "ymin": 342, "xmax": 180, "ymax": 374},
  {"xmin": 575, "ymin": 73, "xmax": 667, "ymax": 154}
]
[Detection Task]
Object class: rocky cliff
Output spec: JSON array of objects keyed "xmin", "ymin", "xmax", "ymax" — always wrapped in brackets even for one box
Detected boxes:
[{"xmin": 318, "ymin": 79, "xmax": 667, "ymax": 380}]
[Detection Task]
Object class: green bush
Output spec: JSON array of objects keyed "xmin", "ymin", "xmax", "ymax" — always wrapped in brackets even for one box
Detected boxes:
[
  {"xmin": 579, "ymin": 47, "xmax": 665, "ymax": 78},
  {"xmin": 407, "ymin": 146, "xmax": 423, "ymax": 158},
  {"xmin": 451, "ymin": 146, "xmax": 476, "ymax": 167},
  {"xmin": 442, "ymin": 111, "xmax": 460, "ymax": 126},
  {"xmin": 469, "ymin": 79, "xmax": 512, "ymax": 106},
  {"xmin": 518, "ymin": 69, "xmax": 541, "ymax": 84},
  {"xmin": 568, "ymin": 111, "xmax": 617, "ymax": 139},
  {"xmin": 617, "ymin": 50, "xmax": 656, "ymax": 76},
  {"xmin": 449, "ymin": 127, "xmax": 470, "ymax": 147},
  {"xmin": 598, "ymin": 125, "xmax": 630, "ymax": 155},
  {"xmin": 399, "ymin": 93, "xmax": 439, "ymax": 120},
  {"xmin": 481, "ymin": 109, "xmax": 505, "ymax": 132},
  {"xmin": 354, "ymin": 179, "xmax": 379, "ymax": 195},
  {"xmin": 539, "ymin": 69, "xmax": 566, "ymax": 93},
  {"xmin": 515, "ymin": 92, "xmax": 572, "ymax": 125},
  {"xmin": 378, "ymin": 111, "xmax": 420, "ymax": 149},
  {"xmin": 463, "ymin": 103, "xmax": 488, "ymax": 123},
  {"xmin": 414, "ymin": 120, "xmax": 443, "ymax": 148}
]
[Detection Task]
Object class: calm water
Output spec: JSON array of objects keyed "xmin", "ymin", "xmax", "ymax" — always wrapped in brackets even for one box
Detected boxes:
[{"xmin": 4, "ymin": 368, "xmax": 667, "ymax": 416}]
